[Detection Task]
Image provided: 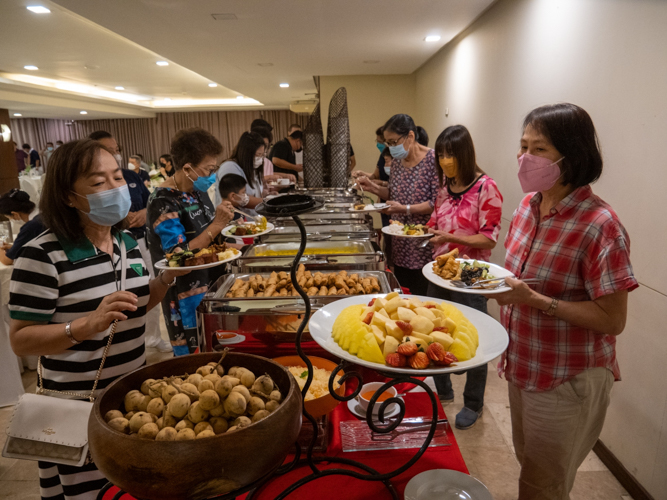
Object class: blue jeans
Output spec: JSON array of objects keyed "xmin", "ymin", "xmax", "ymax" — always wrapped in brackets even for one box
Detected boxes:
[{"xmin": 427, "ymin": 282, "xmax": 488, "ymax": 412}]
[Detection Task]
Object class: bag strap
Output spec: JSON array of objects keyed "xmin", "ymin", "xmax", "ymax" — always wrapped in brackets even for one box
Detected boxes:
[{"xmin": 37, "ymin": 236, "xmax": 128, "ymax": 402}]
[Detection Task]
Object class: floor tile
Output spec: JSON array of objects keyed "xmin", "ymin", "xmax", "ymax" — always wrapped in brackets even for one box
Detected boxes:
[
  {"xmin": 467, "ymin": 446, "xmax": 521, "ymax": 500},
  {"xmin": 570, "ymin": 470, "xmax": 628, "ymax": 499},
  {"xmin": 449, "ymin": 402, "xmax": 507, "ymax": 449},
  {"xmin": 0, "ymin": 479, "xmax": 41, "ymax": 499},
  {"xmin": 0, "ymin": 460, "xmax": 38, "ymax": 481},
  {"xmin": 578, "ymin": 449, "xmax": 608, "ymax": 472}
]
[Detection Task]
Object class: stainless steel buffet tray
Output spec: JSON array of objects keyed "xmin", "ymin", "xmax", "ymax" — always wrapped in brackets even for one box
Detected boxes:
[
  {"xmin": 197, "ymin": 270, "xmax": 401, "ymax": 349},
  {"xmin": 232, "ymin": 239, "xmax": 384, "ymax": 273}
]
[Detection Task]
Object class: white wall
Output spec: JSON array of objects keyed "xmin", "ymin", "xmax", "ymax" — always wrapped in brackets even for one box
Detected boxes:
[{"xmin": 413, "ymin": 0, "xmax": 667, "ymax": 497}]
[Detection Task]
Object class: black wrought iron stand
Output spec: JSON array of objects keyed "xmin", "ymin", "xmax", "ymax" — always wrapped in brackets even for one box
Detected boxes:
[{"xmin": 97, "ymin": 194, "xmax": 441, "ymax": 500}]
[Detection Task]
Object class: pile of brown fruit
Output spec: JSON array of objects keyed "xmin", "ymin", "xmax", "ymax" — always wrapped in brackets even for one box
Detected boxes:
[{"xmin": 103, "ymin": 361, "xmax": 283, "ymax": 441}]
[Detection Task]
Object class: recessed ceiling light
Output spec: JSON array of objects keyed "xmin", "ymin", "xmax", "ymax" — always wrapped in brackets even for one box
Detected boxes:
[
  {"xmin": 24, "ymin": 65, "xmax": 38, "ymax": 71},
  {"xmin": 208, "ymin": 83, "xmax": 218, "ymax": 87},
  {"xmin": 13, "ymin": 113, "xmax": 22, "ymax": 117},
  {"xmin": 115, "ymin": 86, "xmax": 125, "ymax": 90},
  {"xmin": 27, "ymin": 6, "xmax": 50, "ymax": 13},
  {"xmin": 279, "ymin": 83, "xmax": 289, "ymax": 88},
  {"xmin": 80, "ymin": 111, "xmax": 87, "ymax": 115},
  {"xmin": 258, "ymin": 63, "xmax": 273, "ymax": 67},
  {"xmin": 424, "ymin": 35, "xmax": 441, "ymax": 42},
  {"xmin": 156, "ymin": 61, "xmax": 169, "ymax": 66},
  {"xmin": 236, "ymin": 95, "xmax": 244, "ymax": 100}
]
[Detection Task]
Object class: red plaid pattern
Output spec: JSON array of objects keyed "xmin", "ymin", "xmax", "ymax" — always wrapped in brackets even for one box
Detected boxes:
[{"xmin": 499, "ymin": 185, "xmax": 638, "ymax": 391}]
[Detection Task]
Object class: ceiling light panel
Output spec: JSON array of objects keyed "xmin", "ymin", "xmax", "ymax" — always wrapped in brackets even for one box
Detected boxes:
[
  {"xmin": 13, "ymin": 113, "xmax": 22, "ymax": 116},
  {"xmin": 208, "ymin": 83, "xmax": 218, "ymax": 87},
  {"xmin": 115, "ymin": 86, "xmax": 125, "ymax": 90},
  {"xmin": 424, "ymin": 35, "xmax": 441, "ymax": 42},
  {"xmin": 24, "ymin": 65, "xmax": 38, "ymax": 70},
  {"xmin": 279, "ymin": 83, "xmax": 289, "ymax": 88},
  {"xmin": 156, "ymin": 61, "xmax": 169, "ymax": 66},
  {"xmin": 27, "ymin": 6, "xmax": 50, "ymax": 13},
  {"xmin": 80, "ymin": 111, "xmax": 87, "ymax": 114}
]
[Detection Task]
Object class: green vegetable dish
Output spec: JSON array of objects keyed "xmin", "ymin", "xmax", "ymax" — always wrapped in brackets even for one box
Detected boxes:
[{"xmin": 459, "ymin": 260, "xmax": 495, "ymax": 286}]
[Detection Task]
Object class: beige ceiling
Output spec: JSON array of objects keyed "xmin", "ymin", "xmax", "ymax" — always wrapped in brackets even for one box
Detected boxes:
[{"xmin": 1, "ymin": 0, "xmax": 495, "ymax": 119}]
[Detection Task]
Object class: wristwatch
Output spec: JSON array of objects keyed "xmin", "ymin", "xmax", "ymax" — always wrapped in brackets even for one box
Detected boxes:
[
  {"xmin": 406, "ymin": 204, "xmax": 411, "ymax": 215},
  {"xmin": 158, "ymin": 271, "xmax": 177, "ymax": 288}
]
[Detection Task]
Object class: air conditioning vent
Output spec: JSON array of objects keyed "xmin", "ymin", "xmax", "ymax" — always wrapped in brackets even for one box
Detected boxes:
[{"xmin": 290, "ymin": 100, "xmax": 318, "ymax": 114}]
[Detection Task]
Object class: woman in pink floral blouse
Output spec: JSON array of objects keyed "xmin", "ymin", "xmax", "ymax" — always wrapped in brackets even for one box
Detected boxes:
[{"xmin": 426, "ymin": 124, "xmax": 503, "ymax": 430}]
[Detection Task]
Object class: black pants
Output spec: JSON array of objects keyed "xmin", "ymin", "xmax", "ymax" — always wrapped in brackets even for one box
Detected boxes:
[
  {"xmin": 426, "ymin": 282, "xmax": 488, "ymax": 412},
  {"xmin": 394, "ymin": 265, "xmax": 430, "ymax": 296}
]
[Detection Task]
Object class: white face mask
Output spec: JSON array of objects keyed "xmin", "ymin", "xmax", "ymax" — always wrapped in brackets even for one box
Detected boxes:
[
  {"xmin": 254, "ymin": 156, "xmax": 264, "ymax": 168},
  {"xmin": 233, "ymin": 192, "xmax": 250, "ymax": 207}
]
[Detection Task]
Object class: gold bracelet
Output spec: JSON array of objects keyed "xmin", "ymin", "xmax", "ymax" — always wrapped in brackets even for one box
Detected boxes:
[{"xmin": 544, "ymin": 297, "xmax": 559, "ymax": 316}]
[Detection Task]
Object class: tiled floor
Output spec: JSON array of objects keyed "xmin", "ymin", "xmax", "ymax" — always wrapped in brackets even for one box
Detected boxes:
[{"xmin": 0, "ymin": 322, "xmax": 631, "ymax": 499}]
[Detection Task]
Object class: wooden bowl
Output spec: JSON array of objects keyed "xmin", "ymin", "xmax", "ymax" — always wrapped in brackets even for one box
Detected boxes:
[
  {"xmin": 272, "ymin": 356, "xmax": 345, "ymax": 418},
  {"xmin": 88, "ymin": 353, "xmax": 302, "ymax": 500}
]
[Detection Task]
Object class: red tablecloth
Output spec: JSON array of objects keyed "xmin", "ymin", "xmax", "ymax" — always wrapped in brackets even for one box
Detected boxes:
[{"xmin": 238, "ymin": 391, "xmax": 467, "ymax": 499}]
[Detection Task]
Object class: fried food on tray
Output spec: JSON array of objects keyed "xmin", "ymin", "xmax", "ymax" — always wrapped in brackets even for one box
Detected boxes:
[
  {"xmin": 331, "ymin": 292, "xmax": 479, "ymax": 367},
  {"xmin": 224, "ymin": 266, "xmax": 381, "ymax": 298},
  {"xmin": 432, "ymin": 248, "xmax": 461, "ymax": 280},
  {"xmin": 166, "ymin": 243, "xmax": 239, "ymax": 267}
]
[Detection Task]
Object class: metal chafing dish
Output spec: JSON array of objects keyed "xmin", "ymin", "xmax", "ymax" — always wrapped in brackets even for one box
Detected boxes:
[
  {"xmin": 232, "ymin": 239, "xmax": 384, "ymax": 273},
  {"xmin": 259, "ymin": 222, "xmax": 377, "ymax": 244},
  {"xmin": 197, "ymin": 270, "xmax": 401, "ymax": 350}
]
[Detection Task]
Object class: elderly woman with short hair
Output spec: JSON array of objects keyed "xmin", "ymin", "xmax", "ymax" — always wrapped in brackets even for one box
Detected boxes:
[{"xmin": 491, "ymin": 103, "xmax": 638, "ymax": 499}]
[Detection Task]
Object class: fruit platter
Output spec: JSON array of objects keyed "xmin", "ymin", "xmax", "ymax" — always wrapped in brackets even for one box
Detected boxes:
[{"xmin": 309, "ymin": 292, "xmax": 509, "ymax": 376}]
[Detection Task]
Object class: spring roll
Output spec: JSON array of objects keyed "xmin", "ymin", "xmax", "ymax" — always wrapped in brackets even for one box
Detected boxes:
[
  {"xmin": 292, "ymin": 288, "xmax": 299, "ymax": 296},
  {"xmin": 361, "ymin": 278, "xmax": 373, "ymax": 294},
  {"xmin": 230, "ymin": 279, "xmax": 244, "ymax": 292},
  {"xmin": 337, "ymin": 288, "xmax": 348, "ymax": 295},
  {"xmin": 319, "ymin": 285, "xmax": 328, "ymax": 295},
  {"xmin": 249, "ymin": 276, "xmax": 258, "ymax": 292},
  {"xmin": 338, "ymin": 270, "xmax": 348, "ymax": 278},
  {"xmin": 278, "ymin": 271, "xmax": 288, "ymax": 281},
  {"xmin": 327, "ymin": 274, "xmax": 337, "ymax": 287},
  {"xmin": 256, "ymin": 292, "xmax": 264, "ymax": 297},
  {"xmin": 268, "ymin": 271, "xmax": 278, "ymax": 286},
  {"xmin": 233, "ymin": 289, "xmax": 246, "ymax": 298},
  {"xmin": 264, "ymin": 284, "xmax": 276, "ymax": 297},
  {"xmin": 335, "ymin": 276, "xmax": 349, "ymax": 291},
  {"xmin": 279, "ymin": 288, "xmax": 288, "ymax": 296},
  {"xmin": 313, "ymin": 273, "xmax": 324, "ymax": 287},
  {"xmin": 354, "ymin": 283, "xmax": 364, "ymax": 295},
  {"xmin": 247, "ymin": 288, "xmax": 255, "ymax": 297},
  {"xmin": 370, "ymin": 277, "xmax": 381, "ymax": 292},
  {"xmin": 225, "ymin": 293, "xmax": 233, "ymax": 298},
  {"xmin": 297, "ymin": 264, "xmax": 306, "ymax": 274},
  {"xmin": 276, "ymin": 278, "xmax": 288, "ymax": 290},
  {"xmin": 307, "ymin": 286, "xmax": 319, "ymax": 296},
  {"xmin": 305, "ymin": 277, "xmax": 314, "ymax": 288},
  {"xmin": 257, "ymin": 278, "xmax": 266, "ymax": 291},
  {"xmin": 328, "ymin": 285, "xmax": 337, "ymax": 295},
  {"xmin": 298, "ymin": 276, "xmax": 307, "ymax": 288},
  {"xmin": 304, "ymin": 271, "xmax": 312, "ymax": 279}
]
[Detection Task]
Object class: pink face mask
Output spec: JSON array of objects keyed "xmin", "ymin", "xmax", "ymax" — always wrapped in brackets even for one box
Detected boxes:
[{"xmin": 517, "ymin": 153, "xmax": 564, "ymax": 193}]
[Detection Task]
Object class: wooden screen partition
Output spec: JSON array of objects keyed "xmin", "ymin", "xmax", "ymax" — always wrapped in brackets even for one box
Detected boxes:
[{"xmin": 0, "ymin": 109, "xmax": 20, "ymax": 195}]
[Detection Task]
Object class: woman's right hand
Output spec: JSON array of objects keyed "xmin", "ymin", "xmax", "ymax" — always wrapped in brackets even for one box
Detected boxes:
[
  {"xmin": 215, "ymin": 201, "xmax": 234, "ymax": 226},
  {"xmin": 356, "ymin": 175, "xmax": 376, "ymax": 194},
  {"xmin": 85, "ymin": 291, "xmax": 138, "ymax": 335}
]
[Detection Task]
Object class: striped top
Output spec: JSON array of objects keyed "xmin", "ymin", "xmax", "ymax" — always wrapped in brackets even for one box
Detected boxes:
[{"xmin": 9, "ymin": 229, "xmax": 150, "ymax": 395}]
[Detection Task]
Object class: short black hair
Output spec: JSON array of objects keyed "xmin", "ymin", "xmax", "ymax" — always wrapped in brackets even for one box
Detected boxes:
[
  {"xmin": 0, "ymin": 189, "xmax": 35, "ymax": 216},
  {"xmin": 88, "ymin": 130, "xmax": 113, "ymax": 141},
  {"xmin": 251, "ymin": 125, "xmax": 273, "ymax": 145},
  {"xmin": 219, "ymin": 174, "xmax": 248, "ymax": 199},
  {"xmin": 46, "ymin": 141, "xmax": 53, "ymax": 146},
  {"xmin": 22, "ymin": 143, "xmax": 30, "ymax": 149},
  {"xmin": 135, "ymin": 153, "xmax": 144, "ymax": 160},
  {"xmin": 416, "ymin": 126, "xmax": 429, "ymax": 147},
  {"xmin": 170, "ymin": 128, "xmax": 223, "ymax": 171},
  {"xmin": 289, "ymin": 130, "xmax": 303, "ymax": 140},
  {"xmin": 383, "ymin": 114, "xmax": 427, "ymax": 145},
  {"xmin": 251, "ymin": 118, "xmax": 272, "ymax": 132},
  {"xmin": 375, "ymin": 126, "xmax": 384, "ymax": 137},
  {"xmin": 56, "ymin": 140, "xmax": 63, "ymax": 145},
  {"xmin": 159, "ymin": 154, "xmax": 172, "ymax": 165},
  {"xmin": 523, "ymin": 103, "xmax": 603, "ymax": 188}
]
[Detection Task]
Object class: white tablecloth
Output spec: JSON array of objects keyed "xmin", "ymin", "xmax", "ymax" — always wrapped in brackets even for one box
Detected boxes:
[
  {"xmin": 0, "ymin": 263, "xmax": 24, "ymax": 407},
  {"xmin": 19, "ymin": 173, "xmax": 44, "ymax": 207}
]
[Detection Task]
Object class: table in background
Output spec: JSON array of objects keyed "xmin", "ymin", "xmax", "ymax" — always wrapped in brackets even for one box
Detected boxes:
[{"xmin": 0, "ymin": 262, "xmax": 24, "ymax": 407}]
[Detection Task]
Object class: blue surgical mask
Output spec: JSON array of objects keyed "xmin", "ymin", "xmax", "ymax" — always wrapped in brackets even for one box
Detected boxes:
[
  {"xmin": 389, "ymin": 143, "xmax": 409, "ymax": 160},
  {"xmin": 187, "ymin": 166, "xmax": 216, "ymax": 192},
  {"xmin": 74, "ymin": 184, "xmax": 131, "ymax": 226},
  {"xmin": 376, "ymin": 143, "xmax": 385, "ymax": 153},
  {"xmin": 47, "ymin": 146, "xmax": 53, "ymax": 151}
]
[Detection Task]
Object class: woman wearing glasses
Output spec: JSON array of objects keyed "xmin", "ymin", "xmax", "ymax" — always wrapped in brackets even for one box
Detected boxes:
[
  {"xmin": 358, "ymin": 114, "xmax": 438, "ymax": 294},
  {"xmin": 147, "ymin": 128, "xmax": 234, "ymax": 356}
]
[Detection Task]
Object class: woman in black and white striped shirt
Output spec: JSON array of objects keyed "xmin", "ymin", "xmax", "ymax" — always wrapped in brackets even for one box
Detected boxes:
[{"xmin": 9, "ymin": 139, "xmax": 187, "ymax": 500}]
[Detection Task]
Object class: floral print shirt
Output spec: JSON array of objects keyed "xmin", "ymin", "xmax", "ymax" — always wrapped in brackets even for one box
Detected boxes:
[
  {"xmin": 426, "ymin": 175, "xmax": 503, "ymax": 262},
  {"xmin": 388, "ymin": 149, "xmax": 440, "ymax": 269}
]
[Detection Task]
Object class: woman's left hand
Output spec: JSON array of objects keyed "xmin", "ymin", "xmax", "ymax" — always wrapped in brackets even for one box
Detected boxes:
[
  {"xmin": 383, "ymin": 200, "xmax": 406, "ymax": 214},
  {"xmin": 162, "ymin": 269, "xmax": 191, "ymax": 281},
  {"xmin": 485, "ymin": 277, "xmax": 534, "ymax": 306}
]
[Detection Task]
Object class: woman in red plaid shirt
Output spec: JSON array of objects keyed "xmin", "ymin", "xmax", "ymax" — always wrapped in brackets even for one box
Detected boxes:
[{"xmin": 490, "ymin": 103, "xmax": 638, "ymax": 500}]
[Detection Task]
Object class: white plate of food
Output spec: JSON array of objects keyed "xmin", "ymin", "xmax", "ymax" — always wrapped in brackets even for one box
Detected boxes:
[
  {"xmin": 422, "ymin": 251, "xmax": 514, "ymax": 295},
  {"xmin": 349, "ymin": 203, "xmax": 389, "ymax": 212},
  {"xmin": 222, "ymin": 220, "xmax": 274, "ymax": 238},
  {"xmin": 268, "ymin": 180, "xmax": 295, "ymax": 187},
  {"xmin": 308, "ymin": 292, "xmax": 509, "ymax": 376},
  {"xmin": 381, "ymin": 221, "xmax": 433, "ymax": 238},
  {"xmin": 405, "ymin": 469, "xmax": 493, "ymax": 500},
  {"xmin": 154, "ymin": 245, "xmax": 241, "ymax": 270}
]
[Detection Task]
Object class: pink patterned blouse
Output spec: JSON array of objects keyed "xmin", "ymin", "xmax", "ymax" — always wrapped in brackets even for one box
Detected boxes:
[
  {"xmin": 426, "ymin": 174, "xmax": 503, "ymax": 262},
  {"xmin": 388, "ymin": 149, "xmax": 440, "ymax": 269}
]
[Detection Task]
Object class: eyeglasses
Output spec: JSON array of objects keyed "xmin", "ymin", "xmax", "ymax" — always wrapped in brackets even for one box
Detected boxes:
[{"xmin": 385, "ymin": 134, "xmax": 407, "ymax": 147}]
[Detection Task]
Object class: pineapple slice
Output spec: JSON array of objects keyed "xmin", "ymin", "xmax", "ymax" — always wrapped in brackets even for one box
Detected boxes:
[{"xmin": 448, "ymin": 338, "xmax": 472, "ymax": 361}]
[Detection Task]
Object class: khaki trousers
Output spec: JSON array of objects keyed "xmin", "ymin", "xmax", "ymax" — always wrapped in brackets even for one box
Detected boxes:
[{"xmin": 508, "ymin": 367, "xmax": 614, "ymax": 500}]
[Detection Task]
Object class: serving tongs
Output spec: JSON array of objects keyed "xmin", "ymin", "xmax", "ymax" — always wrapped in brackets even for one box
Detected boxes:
[
  {"xmin": 370, "ymin": 418, "xmax": 448, "ymax": 441},
  {"xmin": 233, "ymin": 208, "xmax": 263, "ymax": 223}
]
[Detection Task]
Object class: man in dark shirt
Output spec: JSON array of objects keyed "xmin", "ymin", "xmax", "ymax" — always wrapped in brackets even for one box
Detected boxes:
[
  {"xmin": 5, "ymin": 214, "xmax": 46, "ymax": 261},
  {"xmin": 89, "ymin": 130, "xmax": 169, "ymax": 352},
  {"xmin": 13, "ymin": 142, "xmax": 27, "ymax": 172},
  {"xmin": 129, "ymin": 155, "xmax": 151, "ymax": 186},
  {"xmin": 22, "ymin": 143, "xmax": 40, "ymax": 170},
  {"xmin": 270, "ymin": 130, "xmax": 303, "ymax": 175}
]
